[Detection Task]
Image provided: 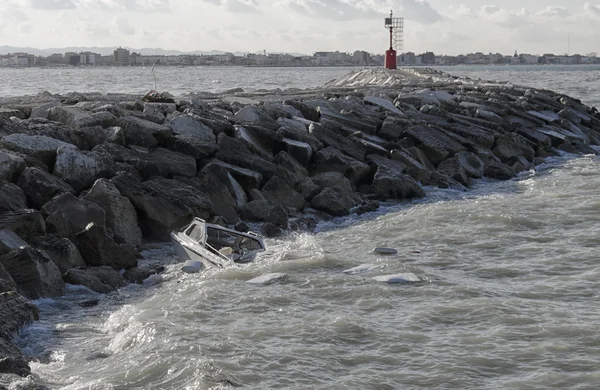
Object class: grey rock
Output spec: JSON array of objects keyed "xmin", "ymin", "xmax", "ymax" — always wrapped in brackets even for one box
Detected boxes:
[
  {"xmin": 0, "ymin": 181, "xmax": 27, "ymax": 213},
  {"xmin": 389, "ymin": 149, "xmax": 431, "ymax": 184},
  {"xmin": 73, "ymin": 223, "xmax": 137, "ymax": 270},
  {"xmin": 277, "ymin": 126, "xmax": 323, "ymax": 153},
  {"xmin": 233, "ymin": 106, "xmax": 280, "ymax": 131},
  {"xmin": 47, "ymin": 106, "xmax": 99, "ymax": 129},
  {"xmin": 261, "ymin": 222, "xmax": 283, "ymax": 238},
  {"xmin": 283, "ymin": 100, "xmax": 318, "ymax": 121},
  {"xmin": 65, "ymin": 125, "xmax": 126, "ymax": 150},
  {"xmin": 377, "ymin": 118, "xmax": 410, "ymax": 141},
  {"xmin": 311, "ymin": 172, "xmax": 353, "ymax": 193},
  {"xmin": 309, "ymin": 123, "xmax": 366, "ymax": 161},
  {"xmin": 273, "ymin": 151, "xmax": 308, "ymax": 183},
  {"xmin": 0, "ymin": 134, "xmax": 76, "ymax": 167},
  {"xmin": 53, "ymin": 146, "xmax": 115, "ymax": 193},
  {"xmin": 261, "ymin": 176, "xmax": 305, "ymax": 211},
  {"xmin": 311, "ymin": 186, "xmax": 361, "ymax": 217},
  {"xmin": 17, "ymin": 167, "xmax": 75, "ymax": 209},
  {"xmin": 241, "ymin": 200, "xmax": 276, "ymax": 221},
  {"xmin": 149, "ymin": 147, "xmax": 197, "ymax": 178},
  {"xmin": 82, "ymin": 179, "xmax": 142, "ymax": 247},
  {"xmin": 404, "ymin": 125, "xmax": 467, "ymax": 166},
  {"xmin": 263, "ymin": 102, "xmax": 304, "ymax": 120},
  {"xmin": 169, "ymin": 115, "xmax": 216, "ymax": 143},
  {"xmin": 30, "ymin": 100, "xmax": 62, "ymax": 119},
  {"xmin": 372, "ymin": 165, "xmax": 426, "ymax": 200},
  {"xmin": 148, "ymin": 176, "xmax": 214, "ymax": 221},
  {"xmin": 0, "ymin": 150, "xmax": 26, "ymax": 182},
  {"xmin": 313, "ymin": 147, "xmax": 371, "ymax": 185},
  {"xmin": 295, "ymin": 177, "xmax": 321, "ymax": 201},
  {"xmin": 202, "ymin": 159, "xmax": 263, "ymax": 190},
  {"xmin": 30, "ymin": 235, "xmax": 86, "ymax": 275},
  {"xmin": 63, "ymin": 266, "xmax": 127, "ymax": 294},
  {"xmin": 0, "ymin": 230, "xmax": 27, "ymax": 257},
  {"xmin": 233, "ymin": 125, "xmax": 275, "ymax": 161},
  {"xmin": 44, "ymin": 193, "xmax": 106, "ymax": 239},
  {"xmin": 111, "ymin": 172, "xmax": 195, "ymax": 239},
  {"xmin": 0, "ymin": 210, "xmax": 45, "ymax": 241},
  {"xmin": 282, "ymin": 138, "xmax": 313, "ymax": 166},
  {"xmin": 366, "ymin": 154, "xmax": 407, "ymax": 175},
  {"xmin": 118, "ymin": 116, "xmax": 172, "ymax": 148},
  {"xmin": 493, "ymin": 133, "xmax": 536, "ymax": 163},
  {"xmin": 0, "ymin": 246, "xmax": 64, "ymax": 299},
  {"xmin": 93, "ymin": 143, "xmax": 169, "ymax": 180},
  {"xmin": 437, "ymin": 156, "xmax": 470, "ymax": 187}
]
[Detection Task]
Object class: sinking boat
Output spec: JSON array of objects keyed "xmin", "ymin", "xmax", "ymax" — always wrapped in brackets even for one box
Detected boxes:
[{"xmin": 171, "ymin": 218, "xmax": 266, "ymax": 269}]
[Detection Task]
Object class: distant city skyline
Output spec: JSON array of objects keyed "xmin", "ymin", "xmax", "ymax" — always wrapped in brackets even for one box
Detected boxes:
[{"xmin": 0, "ymin": 1, "xmax": 599, "ymax": 55}]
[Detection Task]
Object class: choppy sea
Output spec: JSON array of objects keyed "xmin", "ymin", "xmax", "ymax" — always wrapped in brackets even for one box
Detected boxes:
[{"xmin": 2, "ymin": 65, "xmax": 600, "ymax": 390}]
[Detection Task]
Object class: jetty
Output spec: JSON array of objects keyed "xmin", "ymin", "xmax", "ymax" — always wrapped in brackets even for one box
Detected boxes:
[{"xmin": 0, "ymin": 67, "xmax": 599, "ymax": 379}]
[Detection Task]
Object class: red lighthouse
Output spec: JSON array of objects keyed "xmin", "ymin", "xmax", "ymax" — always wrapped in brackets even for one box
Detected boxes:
[{"xmin": 384, "ymin": 10, "xmax": 404, "ymax": 70}]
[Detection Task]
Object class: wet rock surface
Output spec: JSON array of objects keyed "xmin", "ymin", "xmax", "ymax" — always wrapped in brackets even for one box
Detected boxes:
[{"xmin": 1, "ymin": 67, "xmax": 599, "ymax": 375}]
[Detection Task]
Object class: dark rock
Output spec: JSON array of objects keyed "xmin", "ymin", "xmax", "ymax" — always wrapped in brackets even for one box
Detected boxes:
[
  {"xmin": 282, "ymin": 138, "xmax": 313, "ymax": 166},
  {"xmin": 378, "ymin": 117, "xmax": 410, "ymax": 141},
  {"xmin": 208, "ymin": 215, "xmax": 229, "ymax": 227},
  {"xmin": 261, "ymin": 176, "xmax": 305, "ymax": 211},
  {"xmin": 169, "ymin": 135, "xmax": 219, "ymax": 160},
  {"xmin": 389, "ymin": 149, "xmax": 432, "ymax": 184},
  {"xmin": 77, "ymin": 299, "xmax": 99, "ymax": 308},
  {"xmin": 118, "ymin": 116, "xmax": 172, "ymax": 148},
  {"xmin": 0, "ymin": 246, "xmax": 64, "ymax": 299},
  {"xmin": 283, "ymin": 99, "xmax": 319, "ymax": 121},
  {"xmin": 404, "ymin": 125, "xmax": 467, "ymax": 166},
  {"xmin": 0, "ymin": 230, "xmax": 27, "ymax": 257},
  {"xmin": 30, "ymin": 235, "xmax": 86, "ymax": 275},
  {"xmin": 267, "ymin": 205, "xmax": 288, "ymax": 229},
  {"xmin": 311, "ymin": 186, "xmax": 361, "ymax": 217},
  {"xmin": 372, "ymin": 165, "xmax": 426, "ymax": 200},
  {"xmin": 0, "ymin": 150, "xmax": 26, "ymax": 182},
  {"xmin": 73, "ymin": 223, "xmax": 137, "ymax": 270},
  {"xmin": 241, "ymin": 200, "xmax": 275, "ymax": 222},
  {"xmin": 0, "ymin": 263, "xmax": 16, "ymax": 293},
  {"xmin": 366, "ymin": 154, "xmax": 407, "ymax": 175},
  {"xmin": 233, "ymin": 106, "xmax": 280, "ymax": 131},
  {"xmin": 493, "ymin": 133, "xmax": 536, "ymax": 163},
  {"xmin": 425, "ymin": 171, "xmax": 469, "ymax": 191},
  {"xmin": 202, "ymin": 159, "xmax": 263, "ymax": 190},
  {"xmin": 233, "ymin": 125, "xmax": 275, "ymax": 161},
  {"xmin": 92, "ymin": 143, "xmax": 169, "ymax": 179},
  {"xmin": 44, "ymin": 193, "xmax": 106, "ymax": 238},
  {"xmin": 53, "ymin": 146, "xmax": 115, "ymax": 193},
  {"xmin": 0, "ymin": 134, "xmax": 76, "ymax": 167},
  {"xmin": 234, "ymin": 222, "xmax": 250, "ymax": 233},
  {"xmin": 111, "ymin": 172, "xmax": 194, "ymax": 240},
  {"xmin": 352, "ymin": 200, "xmax": 380, "ymax": 215},
  {"xmin": 295, "ymin": 177, "xmax": 321, "ymax": 201},
  {"xmin": 261, "ymin": 222, "xmax": 283, "ymax": 238},
  {"xmin": 277, "ymin": 126, "xmax": 324, "ymax": 154},
  {"xmin": 16, "ymin": 167, "xmax": 75, "ymax": 209},
  {"xmin": 149, "ymin": 147, "xmax": 197, "ymax": 178},
  {"xmin": 62, "ymin": 125, "xmax": 125, "ymax": 151},
  {"xmin": 309, "ymin": 123, "xmax": 366, "ymax": 161},
  {"xmin": 273, "ymin": 151, "xmax": 308, "ymax": 183},
  {"xmin": 263, "ymin": 102, "xmax": 303, "ymax": 120},
  {"xmin": 82, "ymin": 179, "xmax": 142, "ymax": 247},
  {"xmin": 47, "ymin": 106, "xmax": 103, "ymax": 129},
  {"xmin": 147, "ymin": 176, "xmax": 214, "ymax": 221},
  {"xmin": 289, "ymin": 216, "xmax": 318, "ymax": 232},
  {"xmin": 311, "ymin": 172, "xmax": 353, "ymax": 193},
  {"xmin": 123, "ymin": 264, "xmax": 165, "ymax": 284},
  {"xmin": 437, "ymin": 156, "xmax": 470, "ymax": 187},
  {"xmin": 0, "ymin": 181, "xmax": 27, "ymax": 213},
  {"xmin": 0, "ymin": 210, "xmax": 45, "ymax": 241},
  {"xmin": 63, "ymin": 267, "xmax": 127, "ymax": 293},
  {"xmin": 313, "ymin": 147, "xmax": 371, "ymax": 185},
  {"xmin": 442, "ymin": 124, "xmax": 497, "ymax": 149}
]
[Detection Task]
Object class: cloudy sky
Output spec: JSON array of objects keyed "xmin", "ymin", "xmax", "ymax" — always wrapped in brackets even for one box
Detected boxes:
[{"xmin": 0, "ymin": 0, "xmax": 599, "ymax": 55}]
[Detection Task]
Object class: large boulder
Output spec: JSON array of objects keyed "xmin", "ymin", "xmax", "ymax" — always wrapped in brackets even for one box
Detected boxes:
[
  {"xmin": 0, "ymin": 230, "xmax": 27, "ymax": 257},
  {"xmin": 311, "ymin": 186, "xmax": 361, "ymax": 217},
  {"xmin": 309, "ymin": 123, "xmax": 366, "ymax": 161},
  {"xmin": 241, "ymin": 200, "xmax": 288, "ymax": 228},
  {"xmin": 148, "ymin": 147, "xmax": 197, "ymax": 178},
  {"xmin": 118, "ymin": 116, "xmax": 172, "ymax": 148},
  {"xmin": 30, "ymin": 235, "xmax": 86, "ymax": 275},
  {"xmin": 372, "ymin": 166, "xmax": 426, "ymax": 200},
  {"xmin": 404, "ymin": 125, "xmax": 467, "ymax": 166},
  {"xmin": 273, "ymin": 151, "xmax": 308, "ymax": 183},
  {"xmin": 82, "ymin": 179, "xmax": 142, "ymax": 247},
  {"xmin": 389, "ymin": 149, "xmax": 432, "ymax": 184},
  {"xmin": 189, "ymin": 165, "xmax": 241, "ymax": 223},
  {"xmin": 233, "ymin": 106, "xmax": 280, "ymax": 131},
  {"xmin": 202, "ymin": 159, "xmax": 262, "ymax": 190},
  {"xmin": 63, "ymin": 125, "xmax": 125, "ymax": 150},
  {"xmin": 0, "ymin": 182, "xmax": 27, "ymax": 213},
  {"xmin": 0, "ymin": 210, "xmax": 45, "ymax": 241},
  {"xmin": 47, "ymin": 106, "xmax": 103, "ymax": 129},
  {"xmin": 277, "ymin": 126, "xmax": 324, "ymax": 154},
  {"xmin": 44, "ymin": 193, "xmax": 106, "ymax": 239},
  {"xmin": 0, "ymin": 107, "xmax": 25, "ymax": 120},
  {"xmin": 366, "ymin": 154, "xmax": 407, "ymax": 175},
  {"xmin": 92, "ymin": 143, "xmax": 169, "ymax": 180},
  {"xmin": 30, "ymin": 100, "xmax": 61, "ymax": 119},
  {"xmin": 295, "ymin": 177, "xmax": 321, "ymax": 201},
  {"xmin": 493, "ymin": 133, "xmax": 536, "ymax": 163},
  {"xmin": 283, "ymin": 100, "xmax": 319, "ymax": 121},
  {"xmin": 0, "ymin": 246, "xmax": 64, "ymax": 299},
  {"xmin": 311, "ymin": 172, "xmax": 353, "ymax": 193},
  {"xmin": 63, "ymin": 267, "xmax": 127, "ymax": 294},
  {"xmin": 261, "ymin": 176, "xmax": 305, "ymax": 211},
  {"xmin": 233, "ymin": 125, "xmax": 275, "ymax": 161},
  {"xmin": 111, "ymin": 172, "xmax": 195, "ymax": 239},
  {"xmin": 17, "ymin": 167, "xmax": 75, "ymax": 209},
  {"xmin": 0, "ymin": 151, "xmax": 26, "ymax": 182},
  {"xmin": 313, "ymin": 147, "xmax": 371, "ymax": 185},
  {"xmin": 53, "ymin": 146, "xmax": 115, "ymax": 193},
  {"xmin": 282, "ymin": 138, "xmax": 313, "ymax": 166},
  {"xmin": 145, "ymin": 177, "xmax": 213, "ymax": 222},
  {"xmin": 0, "ymin": 134, "xmax": 76, "ymax": 167},
  {"xmin": 166, "ymin": 116, "xmax": 219, "ymax": 159},
  {"xmin": 437, "ymin": 157, "xmax": 470, "ymax": 187},
  {"xmin": 0, "ymin": 262, "xmax": 16, "ymax": 293},
  {"xmin": 73, "ymin": 223, "xmax": 137, "ymax": 270}
]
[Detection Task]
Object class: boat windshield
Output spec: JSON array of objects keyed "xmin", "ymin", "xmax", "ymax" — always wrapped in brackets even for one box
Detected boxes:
[
  {"xmin": 185, "ymin": 223, "xmax": 204, "ymax": 243},
  {"xmin": 206, "ymin": 227, "xmax": 263, "ymax": 255}
]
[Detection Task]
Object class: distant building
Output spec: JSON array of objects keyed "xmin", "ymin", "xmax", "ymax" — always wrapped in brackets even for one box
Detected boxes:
[
  {"xmin": 113, "ymin": 47, "xmax": 130, "ymax": 65},
  {"xmin": 47, "ymin": 53, "xmax": 64, "ymax": 65},
  {"xmin": 353, "ymin": 50, "xmax": 371, "ymax": 65},
  {"xmin": 12, "ymin": 53, "xmax": 29, "ymax": 67},
  {"xmin": 80, "ymin": 51, "xmax": 101, "ymax": 65},
  {"xmin": 399, "ymin": 52, "xmax": 416, "ymax": 65},
  {"xmin": 421, "ymin": 52, "xmax": 435, "ymax": 65},
  {"xmin": 64, "ymin": 52, "xmax": 80, "ymax": 66}
]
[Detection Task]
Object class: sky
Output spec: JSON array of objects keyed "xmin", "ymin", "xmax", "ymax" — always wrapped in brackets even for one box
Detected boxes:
[{"xmin": 0, "ymin": 0, "xmax": 599, "ymax": 55}]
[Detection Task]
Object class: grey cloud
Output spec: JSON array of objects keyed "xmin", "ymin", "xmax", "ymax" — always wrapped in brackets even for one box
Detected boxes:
[
  {"xmin": 284, "ymin": 0, "xmax": 442, "ymax": 24},
  {"xmin": 584, "ymin": 3, "xmax": 600, "ymax": 19},
  {"xmin": 30, "ymin": 0, "xmax": 76, "ymax": 9},
  {"xmin": 115, "ymin": 16, "xmax": 136, "ymax": 35},
  {"xmin": 537, "ymin": 6, "xmax": 570, "ymax": 18},
  {"xmin": 204, "ymin": 0, "xmax": 260, "ymax": 13},
  {"xmin": 481, "ymin": 5, "xmax": 500, "ymax": 15}
]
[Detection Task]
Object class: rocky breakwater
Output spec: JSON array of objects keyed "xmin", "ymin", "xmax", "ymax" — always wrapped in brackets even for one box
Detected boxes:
[{"xmin": 0, "ymin": 67, "xmax": 599, "ymax": 377}]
